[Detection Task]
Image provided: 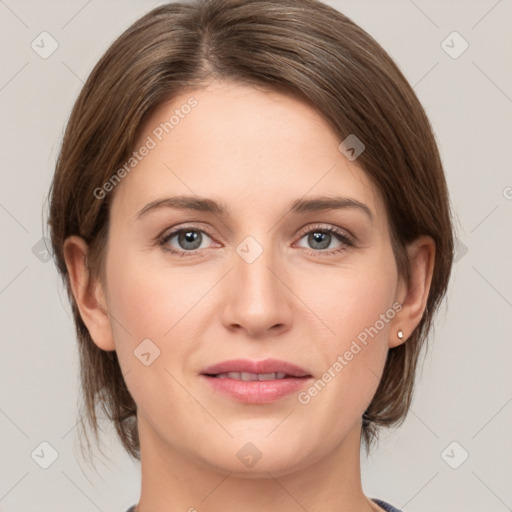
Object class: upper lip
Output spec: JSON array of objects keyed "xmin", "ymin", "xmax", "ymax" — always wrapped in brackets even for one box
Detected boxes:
[{"xmin": 201, "ymin": 358, "xmax": 311, "ymax": 378}]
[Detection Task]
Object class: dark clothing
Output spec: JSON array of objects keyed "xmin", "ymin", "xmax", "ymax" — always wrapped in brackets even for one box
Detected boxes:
[
  {"xmin": 125, "ymin": 498, "xmax": 403, "ymax": 511},
  {"xmin": 372, "ymin": 498, "xmax": 404, "ymax": 511}
]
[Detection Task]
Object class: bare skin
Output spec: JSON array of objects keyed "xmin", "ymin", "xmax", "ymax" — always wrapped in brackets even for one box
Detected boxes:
[{"xmin": 64, "ymin": 80, "xmax": 434, "ymax": 512}]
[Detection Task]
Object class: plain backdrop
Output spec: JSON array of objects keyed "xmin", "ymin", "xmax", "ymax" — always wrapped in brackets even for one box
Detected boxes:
[{"xmin": 1, "ymin": 1, "xmax": 511, "ymax": 511}]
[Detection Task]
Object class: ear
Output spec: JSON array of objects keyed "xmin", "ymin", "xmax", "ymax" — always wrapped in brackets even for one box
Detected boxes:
[
  {"xmin": 62, "ymin": 235, "xmax": 115, "ymax": 351},
  {"xmin": 389, "ymin": 235, "xmax": 436, "ymax": 348}
]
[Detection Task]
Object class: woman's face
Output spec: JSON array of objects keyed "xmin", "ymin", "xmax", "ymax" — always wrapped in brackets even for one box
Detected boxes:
[{"xmin": 98, "ymin": 80, "xmax": 405, "ymax": 475}]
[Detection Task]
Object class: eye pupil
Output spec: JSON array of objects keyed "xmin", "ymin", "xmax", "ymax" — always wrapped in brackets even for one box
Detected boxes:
[
  {"xmin": 179, "ymin": 230, "xmax": 202, "ymax": 250},
  {"xmin": 309, "ymin": 231, "xmax": 331, "ymax": 250}
]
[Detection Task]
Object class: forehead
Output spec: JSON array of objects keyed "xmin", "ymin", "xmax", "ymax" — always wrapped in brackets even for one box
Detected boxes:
[{"xmin": 111, "ymin": 80, "xmax": 384, "ymax": 223}]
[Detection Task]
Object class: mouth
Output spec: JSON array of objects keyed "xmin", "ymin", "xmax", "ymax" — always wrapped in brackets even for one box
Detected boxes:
[
  {"xmin": 200, "ymin": 359, "xmax": 313, "ymax": 404},
  {"xmin": 207, "ymin": 371, "xmax": 300, "ymax": 381}
]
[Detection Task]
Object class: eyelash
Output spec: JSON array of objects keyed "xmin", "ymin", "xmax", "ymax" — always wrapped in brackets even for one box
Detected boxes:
[{"xmin": 157, "ymin": 223, "xmax": 356, "ymax": 258}]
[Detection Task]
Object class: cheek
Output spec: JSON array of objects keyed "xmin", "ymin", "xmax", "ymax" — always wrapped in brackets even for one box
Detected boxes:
[
  {"xmin": 304, "ymin": 254, "xmax": 398, "ymax": 345},
  {"xmin": 103, "ymin": 246, "xmax": 223, "ymax": 388},
  {"xmin": 105, "ymin": 244, "xmax": 206, "ymax": 337},
  {"xmin": 102, "ymin": 251, "xmax": 202, "ymax": 406},
  {"xmin": 301, "ymin": 250, "xmax": 398, "ymax": 401}
]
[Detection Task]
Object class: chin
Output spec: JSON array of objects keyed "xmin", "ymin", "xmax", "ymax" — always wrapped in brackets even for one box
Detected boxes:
[{"xmin": 197, "ymin": 439, "xmax": 317, "ymax": 478}]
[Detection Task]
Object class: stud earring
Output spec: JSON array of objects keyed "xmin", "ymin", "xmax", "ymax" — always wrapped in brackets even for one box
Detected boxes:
[{"xmin": 397, "ymin": 329, "xmax": 404, "ymax": 340}]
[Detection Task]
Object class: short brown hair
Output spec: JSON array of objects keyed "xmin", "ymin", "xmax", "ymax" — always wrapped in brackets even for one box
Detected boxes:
[{"xmin": 47, "ymin": 0, "xmax": 454, "ymax": 460}]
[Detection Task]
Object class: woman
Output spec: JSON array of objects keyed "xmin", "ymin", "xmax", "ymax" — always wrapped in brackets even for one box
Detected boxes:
[{"xmin": 47, "ymin": 0, "xmax": 454, "ymax": 510}]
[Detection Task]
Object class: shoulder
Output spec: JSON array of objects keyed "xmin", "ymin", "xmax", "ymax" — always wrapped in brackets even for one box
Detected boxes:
[{"xmin": 372, "ymin": 498, "xmax": 404, "ymax": 512}]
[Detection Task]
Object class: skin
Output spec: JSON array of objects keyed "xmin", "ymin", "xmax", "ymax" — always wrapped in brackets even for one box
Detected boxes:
[{"xmin": 64, "ymin": 80, "xmax": 435, "ymax": 512}]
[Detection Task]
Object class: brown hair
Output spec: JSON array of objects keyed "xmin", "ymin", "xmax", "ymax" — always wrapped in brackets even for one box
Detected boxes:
[{"xmin": 47, "ymin": 0, "xmax": 454, "ymax": 460}]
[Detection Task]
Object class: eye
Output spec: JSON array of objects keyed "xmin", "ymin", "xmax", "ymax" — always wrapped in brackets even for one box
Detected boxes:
[
  {"xmin": 158, "ymin": 227, "xmax": 216, "ymax": 257},
  {"xmin": 158, "ymin": 223, "xmax": 355, "ymax": 258},
  {"xmin": 294, "ymin": 224, "xmax": 355, "ymax": 256}
]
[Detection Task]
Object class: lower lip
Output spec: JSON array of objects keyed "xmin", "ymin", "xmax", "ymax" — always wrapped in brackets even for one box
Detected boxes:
[{"xmin": 201, "ymin": 375, "xmax": 312, "ymax": 404}]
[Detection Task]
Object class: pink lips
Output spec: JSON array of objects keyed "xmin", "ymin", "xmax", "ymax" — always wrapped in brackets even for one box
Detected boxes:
[
  {"xmin": 201, "ymin": 358, "xmax": 311, "ymax": 378},
  {"xmin": 200, "ymin": 358, "xmax": 313, "ymax": 404}
]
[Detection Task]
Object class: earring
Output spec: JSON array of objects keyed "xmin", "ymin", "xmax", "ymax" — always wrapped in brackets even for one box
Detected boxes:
[{"xmin": 397, "ymin": 329, "xmax": 404, "ymax": 340}]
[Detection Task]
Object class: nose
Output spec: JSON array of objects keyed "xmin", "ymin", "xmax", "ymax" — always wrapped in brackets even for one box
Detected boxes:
[{"xmin": 221, "ymin": 237, "xmax": 293, "ymax": 338}]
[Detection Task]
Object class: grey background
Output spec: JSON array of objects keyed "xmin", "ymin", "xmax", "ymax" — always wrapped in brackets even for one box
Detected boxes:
[{"xmin": 1, "ymin": 1, "xmax": 511, "ymax": 511}]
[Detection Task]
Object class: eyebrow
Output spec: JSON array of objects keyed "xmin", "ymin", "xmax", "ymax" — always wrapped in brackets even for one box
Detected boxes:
[{"xmin": 135, "ymin": 195, "xmax": 373, "ymax": 221}]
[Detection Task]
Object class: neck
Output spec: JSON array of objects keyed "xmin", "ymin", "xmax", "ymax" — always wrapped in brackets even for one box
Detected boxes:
[{"xmin": 135, "ymin": 416, "xmax": 380, "ymax": 512}]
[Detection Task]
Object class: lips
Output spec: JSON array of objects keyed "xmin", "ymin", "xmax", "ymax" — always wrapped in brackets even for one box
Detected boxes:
[
  {"xmin": 200, "ymin": 359, "xmax": 313, "ymax": 404},
  {"xmin": 201, "ymin": 358, "xmax": 312, "ymax": 378},
  {"xmin": 213, "ymin": 371, "xmax": 288, "ymax": 381}
]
